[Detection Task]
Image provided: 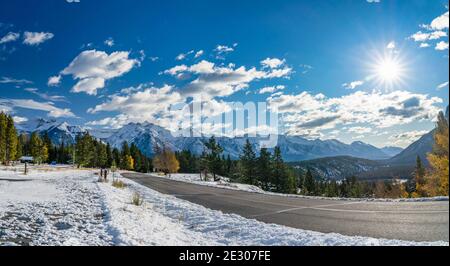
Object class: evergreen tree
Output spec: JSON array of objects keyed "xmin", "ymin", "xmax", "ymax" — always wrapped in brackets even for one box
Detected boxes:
[
  {"xmin": 0, "ymin": 113, "xmax": 7, "ymax": 163},
  {"xmin": 202, "ymin": 136, "xmax": 223, "ymax": 181},
  {"xmin": 412, "ymin": 155, "xmax": 426, "ymax": 197},
  {"xmin": 120, "ymin": 141, "xmax": 131, "ymax": 170},
  {"xmin": 303, "ymin": 169, "xmax": 316, "ymax": 195},
  {"xmin": 257, "ymin": 147, "xmax": 272, "ymax": 190},
  {"xmin": 42, "ymin": 132, "xmax": 53, "ymax": 163},
  {"xmin": 239, "ymin": 139, "xmax": 256, "ymax": 185},
  {"xmin": 75, "ymin": 133, "xmax": 94, "ymax": 167},
  {"xmin": 5, "ymin": 115, "xmax": 18, "ymax": 164},
  {"xmin": 30, "ymin": 132, "xmax": 48, "ymax": 164}
]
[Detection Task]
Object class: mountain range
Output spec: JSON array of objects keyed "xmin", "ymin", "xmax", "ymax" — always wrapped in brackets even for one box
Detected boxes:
[{"xmin": 17, "ymin": 118, "xmax": 404, "ymax": 162}]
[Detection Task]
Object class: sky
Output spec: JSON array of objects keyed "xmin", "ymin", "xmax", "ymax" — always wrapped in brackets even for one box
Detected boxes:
[{"xmin": 0, "ymin": 0, "xmax": 448, "ymax": 148}]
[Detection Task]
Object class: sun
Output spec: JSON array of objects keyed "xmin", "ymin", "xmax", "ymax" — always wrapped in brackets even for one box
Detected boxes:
[
  {"xmin": 375, "ymin": 57, "xmax": 402, "ymax": 83},
  {"xmin": 368, "ymin": 51, "xmax": 408, "ymax": 90}
]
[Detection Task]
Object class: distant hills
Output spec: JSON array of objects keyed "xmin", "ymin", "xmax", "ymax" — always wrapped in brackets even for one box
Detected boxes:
[{"xmin": 17, "ymin": 119, "xmax": 403, "ymax": 162}]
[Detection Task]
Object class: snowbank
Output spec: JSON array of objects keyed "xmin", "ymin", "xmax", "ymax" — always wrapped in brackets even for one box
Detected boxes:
[
  {"xmin": 0, "ymin": 170, "xmax": 112, "ymax": 246},
  {"xmin": 157, "ymin": 173, "xmax": 449, "ymax": 203}
]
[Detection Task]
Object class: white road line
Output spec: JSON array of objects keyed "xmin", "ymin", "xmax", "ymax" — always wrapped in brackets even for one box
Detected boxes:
[
  {"xmin": 308, "ymin": 207, "xmax": 449, "ymax": 214},
  {"xmin": 250, "ymin": 201, "xmax": 363, "ymax": 217}
]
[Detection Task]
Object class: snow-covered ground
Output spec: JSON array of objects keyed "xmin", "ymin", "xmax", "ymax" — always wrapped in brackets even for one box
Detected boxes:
[
  {"xmin": 0, "ymin": 169, "xmax": 448, "ymax": 246},
  {"xmin": 158, "ymin": 173, "xmax": 449, "ymax": 202}
]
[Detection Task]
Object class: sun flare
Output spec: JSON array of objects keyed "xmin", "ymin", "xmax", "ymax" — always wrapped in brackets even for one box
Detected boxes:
[
  {"xmin": 368, "ymin": 51, "xmax": 408, "ymax": 90},
  {"xmin": 375, "ymin": 57, "xmax": 401, "ymax": 82}
]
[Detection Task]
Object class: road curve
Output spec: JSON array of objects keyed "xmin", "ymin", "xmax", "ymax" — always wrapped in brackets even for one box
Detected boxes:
[{"xmin": 122, "ymin": 172, "xmax": 449, "ymax": 242}]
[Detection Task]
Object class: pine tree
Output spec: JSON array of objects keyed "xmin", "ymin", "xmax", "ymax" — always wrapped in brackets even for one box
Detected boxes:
[
  {"xmin": 106, "ymin": 143, "xmax": 113, "ymax": 167},
  {"xmin": 30, "ymin": 132, "xmax": 48, "ymax": 164},
  {"xmin": 75, "ymin": 133, "xmax": 94, "ymax": 167},
  {"xmin": 239, "ymin": 139, "xmax": 256, "ymax": 185},
  {"xmin": 271, "ymin": 146, "xmax": 285, "ymax": 192},
  {"xmin": 303, "ymin": 169, "xmax": 316, "ymax": 195},
  {"xmin": 120, "ymin": 141, "xmax": 131, "ymax": 170},
  {"xmin": 412, "ymin": 155, "xmax": 426, "ymax": 197},
  {"xmin": 203, "ymin": 136, "xmax": 223, "ymax": 181},
  {"xmin": 5, "ymin": 115, "xmax": 18, "ymax": 164},
  {"xmin": 42, "ymin": 132, "xmax": 53, "ymax": 163},
  {"xmin": 257, "ymin": 147, "xmax": 272, "ymax": 190},
  {"xmin": 0, "ymin": 113, "xmax": 7, "ymax": 164}
]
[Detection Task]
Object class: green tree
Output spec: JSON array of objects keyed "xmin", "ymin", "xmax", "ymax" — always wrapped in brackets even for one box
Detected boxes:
[
  {"xmin": 75, "ymin": 133, "xmax": 95, "ymax": 167},
  {"xmin": 0, "ymin": 113, "xmax": 7, "ymax": 164},
  {"xmin": 257, "ymin": 147, "xmax": 272, "ymax": 190},
  {"xmin": 303, "ymin": 169, "xmax": 316, "ymax": 195},
  {"xmin": 30, "ymin": 132, "xmax": 48, "ymax": 164},
  {"xmin": 5, "ymin": 115, "xmax": 18, "ymax": 164},
  {"xmin": 202, "ymin": 136, "xmax": 224, "ymax": 181},
  {"xmin": 239, "ymin": 139, "xmax": 257, "ymax": 185}
]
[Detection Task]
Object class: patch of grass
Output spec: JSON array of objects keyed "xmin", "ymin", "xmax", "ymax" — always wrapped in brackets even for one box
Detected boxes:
[
  {"xmin": 131, "ymin": 192, "xmax": 143, "ymax": 206},
  {"xmin": 112, "ymin": 179, "xmax": 126, "ymax": 188}
]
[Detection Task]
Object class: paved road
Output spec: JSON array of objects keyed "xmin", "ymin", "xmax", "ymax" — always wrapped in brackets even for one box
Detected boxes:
[{"xmin": 123, "ymin": 172, "xmax": 449, "ymax": 242}]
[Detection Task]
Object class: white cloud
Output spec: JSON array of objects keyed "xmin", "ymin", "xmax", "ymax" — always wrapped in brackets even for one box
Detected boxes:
[
  {"xmin": 260, "ymin": 58, "xmax": 285, "ymax": 69},
  {"xmin": 0, "ymin": 32, "xmax": 20, "ymax": 44},
  {"xmin": 419, "ymin": 43, "xmax": 430, "ymax": 48},
  {"xmin": 430, "ymin": 11, "xmax": 449, "ymax": 31},
  {"xmin": 347, "ymin": 127, "xmax": 372, "ymax": 134},
  {"xmin": 437, "ymin": 81, "xmax": 449, "ymax": 90},
  {"xmin": 25, "ymin": 87, "xmax": 67, "ymax": 102},
  {"xmin": 386, "ymin": 41, "xmax": 396, "ymax": 49},
  {"xmin": 0, "ymin": 98, "xmax": 75, "ymax": 118},
  {"xmin": 104, "ymin": 37, "xmax": 114, "ymax": 47},
  {"xmin": 388, "ymin": 130, "xmax": 429, "ymax": 147},
  {"xmin": 215, "ymin": 45, "xmax": 234, "ymax": 54},
  {"xmin": 342, "ymin": 80, "xmax": 364, "ymax": 90},
  {"xmin": 23, "ymin": 32, "xmax": 54, "ymax": 46},
  {"xmin": 164, "ymin": 59, "xmax": 291, "ymax": 99},
  {"xmin": 87, "ymin": 84, "xmax": 184, "ymax": 129},
  {"xmin": 194, "ymin": 50, "xmax": 204, "ymax": 58},
  {"xmin": 435, "ymin": 41, "xmax": 449, "ymax": 50},
  {"xmin": 61, "ymin": 50, "xmax": 139, "ymax": 95},
  {"xmin": 176, "ymin": 50, "xmax": 194, "ymax": 61},
  {"xmin": 47, "ymin": 75, "xmax": 61, "ymax": 87},
  {"xmin": 410, "ymin": 30, "xmax": 447, "ymax": 42},
  {"xmin": 259, "ymin": 85, "xmax": 285, "ymax": 94},
  {"xmin": 268, "ymin": 90, "xmax": 442, "ymax": 137},
  {"xmin": 0, "ymin": 76, "xmax": 32, "ymax": 85}
]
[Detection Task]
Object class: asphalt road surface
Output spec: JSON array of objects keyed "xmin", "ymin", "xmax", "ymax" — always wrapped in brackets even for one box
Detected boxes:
[{"xmin": 123, "ymin": 172, "xmax": 449, "ymax": 242}]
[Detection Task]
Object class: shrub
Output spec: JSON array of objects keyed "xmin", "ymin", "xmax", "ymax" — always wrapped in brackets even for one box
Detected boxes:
[
  {"xmin": 131, "ymin": 192, "xmax": 143, "ymax": 206},
  {"xmin": 112, "ymin": 179, "xmax": 126, "ymax": 188}
]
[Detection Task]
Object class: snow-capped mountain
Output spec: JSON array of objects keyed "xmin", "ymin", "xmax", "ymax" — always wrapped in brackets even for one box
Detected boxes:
[
  {"xmin": 103, "ymin": 122, "xmax": 398, "ymax": 161},
  {"xmin": 18, "ymin": 119, "xmax": 405, "ymax": 161},
  {"xmin": 17, "ymin": 118, "xmax": 88, "ymax": 144}
]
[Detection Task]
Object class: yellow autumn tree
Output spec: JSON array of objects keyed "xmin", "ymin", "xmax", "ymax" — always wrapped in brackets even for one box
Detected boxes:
[
  {"xmin": 425, "ymin": 111, "xmax": 449, "ymax": 196},
  {"xmin": 153, "ymin": 145, "xmax": 180, "ymax": 176}
]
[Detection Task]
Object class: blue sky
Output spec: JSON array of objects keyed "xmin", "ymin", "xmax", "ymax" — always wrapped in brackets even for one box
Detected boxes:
[{"xmin": 0, "ymin": 0, "xmax": 448, "ymax": 148}]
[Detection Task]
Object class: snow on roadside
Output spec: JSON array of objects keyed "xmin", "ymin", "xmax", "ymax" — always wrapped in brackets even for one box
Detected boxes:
[
  {"xmin": 98, "ymin": 178, "xmax": 215, "ymax": 246},
  {"xmin": 0, "ymin": 170, "xmax": 113, "ymax": 246},
  {"xmin": 114, "ymin": 173, "xmax": 448, "ymax": 246},
  {"xmin": 158, "ymin": 173, "xmax": 449, "ymax": 202}
]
